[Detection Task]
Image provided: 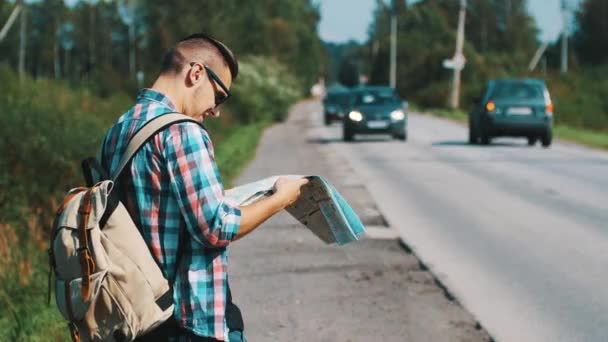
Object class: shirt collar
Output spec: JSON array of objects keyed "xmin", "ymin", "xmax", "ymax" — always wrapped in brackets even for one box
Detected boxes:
[{"xmin": 137, "ymin": 88, "xmax": 178, "ymax": 111}]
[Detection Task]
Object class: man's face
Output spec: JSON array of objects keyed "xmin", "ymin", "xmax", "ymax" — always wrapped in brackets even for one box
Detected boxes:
[{"xmin": 186, "ymin": 62, "xmax": 232, "ymax": 121}]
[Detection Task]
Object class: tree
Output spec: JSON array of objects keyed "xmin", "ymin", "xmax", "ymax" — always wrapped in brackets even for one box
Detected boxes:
[
  {"xmin": 573, "ymin": 0, "xmax": 608, "ymax": 65},
  {"xmin": 338, "ymin": 59, "xmax": 359, "ymax": 87}
]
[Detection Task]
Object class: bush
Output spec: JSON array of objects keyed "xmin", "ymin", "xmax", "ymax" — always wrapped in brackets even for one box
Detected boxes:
[
  {"xmin": 229, "ymin": 56, "xmax": 300, "ymax": 123},
  {"xmin": 544, "ymin": 67, "xmax": 608, "ymax": 132}
]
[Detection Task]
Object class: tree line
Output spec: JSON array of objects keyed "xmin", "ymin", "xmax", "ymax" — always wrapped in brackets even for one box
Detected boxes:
[
  {"xmin": 0, "ymin": 0, "xmax": 326, "ymax": 96},
  {"xmin": 333, "ymin": 0, "xmax": 607, "ymax": 112}
]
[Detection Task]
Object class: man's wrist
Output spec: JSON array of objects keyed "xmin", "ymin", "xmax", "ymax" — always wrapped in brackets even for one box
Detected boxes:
[{"xmin": 268, "ymin": 193, "xmax": 289, "ymax": 212}]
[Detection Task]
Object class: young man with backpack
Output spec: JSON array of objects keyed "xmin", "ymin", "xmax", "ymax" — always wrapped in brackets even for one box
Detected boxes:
[{"xmin": 98, "ymin": 34, "xmax": 307, "ymax": 341}]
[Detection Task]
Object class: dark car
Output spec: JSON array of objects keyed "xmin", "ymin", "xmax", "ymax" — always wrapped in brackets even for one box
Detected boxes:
[
  {"xmin": 469, "ymin": 79, "xmax": 554, "ymax": 147},
  {"xmin": 342, "ymin": 86, "xmax": 407, "ymax": 142},
  {"xmin": 322, "ymin": 88, "xmax": 352, "ymax": 125}
]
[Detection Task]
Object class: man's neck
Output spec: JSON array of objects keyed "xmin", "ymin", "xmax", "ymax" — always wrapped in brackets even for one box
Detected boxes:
[{"xmin": 150, "ymin": 76, "xmax": 184, "ymax": 113}]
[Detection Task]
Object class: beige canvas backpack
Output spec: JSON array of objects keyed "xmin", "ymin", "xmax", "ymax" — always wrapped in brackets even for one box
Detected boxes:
[{"xmin": 48, "ymin": 114, "xmax": 201, "ymax": 342}]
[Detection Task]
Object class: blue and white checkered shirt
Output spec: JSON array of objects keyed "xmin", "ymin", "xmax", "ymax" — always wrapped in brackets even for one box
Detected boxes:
[{"xmin": 100, "ymin": 89, "xmax": 242, "ymax": 341}]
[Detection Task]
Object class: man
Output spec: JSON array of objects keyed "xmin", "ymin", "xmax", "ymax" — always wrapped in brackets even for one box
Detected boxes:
[{"xmin": 100, "ymin": 33, "xmax": 308, "ymax": 341}]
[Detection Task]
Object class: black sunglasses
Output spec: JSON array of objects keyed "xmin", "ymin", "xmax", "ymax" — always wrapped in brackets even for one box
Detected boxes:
[{"xmin": 190, "ymin": 62, "xmax": 231, "ymax": 106}]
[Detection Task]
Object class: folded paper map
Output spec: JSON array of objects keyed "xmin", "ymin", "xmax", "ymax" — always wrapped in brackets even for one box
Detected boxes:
[{"xmin": 224, "ymin": 175, "xmax": 365, "ymax": 245}]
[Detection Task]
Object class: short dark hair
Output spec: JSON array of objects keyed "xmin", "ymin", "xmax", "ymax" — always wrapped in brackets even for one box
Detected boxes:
[{"xmin": 160, "ymin": 33, "xmax": 238, "ymax": 80}]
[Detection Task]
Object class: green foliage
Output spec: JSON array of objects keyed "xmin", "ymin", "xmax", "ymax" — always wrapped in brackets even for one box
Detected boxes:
[
  {"xmin": 366, "ymin": 0, "xmax": 538, "ymax": 108},
  {"xmin": 0, "ymin": 64, "xmax": 130, "ymax": 341},
  {"xmin": 574, "ymin": 0, "xmax": 608, "ymax": 66},
  {"xmin": 0, "ymin": 64, "xmax": 130, "ymax": 225},
  {"xmin": 215, "ymin": 122, "xmax": 269, "ymax": 188},
  {"xmin": 543, "ymin": 66, "xmax": 608, "ymax": 131},
  {"xmin": 229, "ymin": 56, "xmax": 300, "ymax": 123},
  {"xmin": 0, "ymin": 0, "xmax": 325, "ymax": 95},
  {"xmin": 554, "ymin": 125, "xmax": 608, "ymax": 149}
]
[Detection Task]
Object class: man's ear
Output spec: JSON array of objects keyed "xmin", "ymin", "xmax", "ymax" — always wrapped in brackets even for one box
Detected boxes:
[{"xmin": 187, "ymin": 63, "xmax": 204, "ymax": 86}]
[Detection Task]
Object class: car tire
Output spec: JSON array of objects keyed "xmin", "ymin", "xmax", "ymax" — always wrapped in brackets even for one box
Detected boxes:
[
  {"xmin": 394, "ymin": 132, "xmax": 407, "ymax": 141},
  {"xmin": 324, "ymin": 115, "xmax": 331, "ymax": 126},
  {"xmin": 469, "ymin": 120, "xmax": 479, "ymax": 144},
  {"xmin": 480, "ymin": 132, "xmax": 491, "ymax": 145},
  {"xmin": 527, "ymin": 136, "xmax": 537, "ymax": 146},
  {"xmin": 343, "ymin": 127, "xmax": 354, "ymax": 142},
  {"xmin": 469, "ymin": 128, "xmax": 478, "ymax": 144},
  {"xmin": 541, "ymin": 130, "xmax": 552, "ymax": 148}
]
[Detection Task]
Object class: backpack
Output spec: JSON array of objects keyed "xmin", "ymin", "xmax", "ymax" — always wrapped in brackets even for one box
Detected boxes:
[{"xmin": 48, "ymin": 113, "xmax": 203, "ymax": 342}]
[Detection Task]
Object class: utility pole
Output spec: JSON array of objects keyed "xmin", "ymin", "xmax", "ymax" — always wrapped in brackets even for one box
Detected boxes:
[
  {"xmin": 89, "ymin": 0, "xmax": 96, "ymax": 78},
  {"xmin": 389, "ymin": 0, "xmax": 398, "ymax": 89},
  {"xmin": 0, "ymin": 4, "xmax": 22, "ymax": 43},
  {"xmin": 449, "ymin": 0, "xmax": 466, "ymax": 109},
  {"xmin": 118, "ymin": 0, "xmax": 137, "ymax": 80},
  {"xmin": 54, "ymin": 26, "xmax": 60, "ymax": 78},
  {"xmin": 528, "ymin": 42, "xmax": 549, "ymax": 72},
  {"xmin": 560, "ymin": 0, "xmax": 568, "ymax": 74},
  {"xmin": 18, "ymin": 1, "xmax": 26, "ymax": 81}
]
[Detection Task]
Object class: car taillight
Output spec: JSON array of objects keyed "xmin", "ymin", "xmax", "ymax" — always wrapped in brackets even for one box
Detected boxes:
[
  {"xmin": 486, "ymin": 101, "xmax": 496, "ymax": 112},
  {"xmin": 546, "ymin": 102, "xmax": 554, "ymax": 116}
]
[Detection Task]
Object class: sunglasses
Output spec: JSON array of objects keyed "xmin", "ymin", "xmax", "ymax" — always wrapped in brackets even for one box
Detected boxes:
[{"xmin": 190, "ymin": 62, "xmax": 231, "ymax": 106}]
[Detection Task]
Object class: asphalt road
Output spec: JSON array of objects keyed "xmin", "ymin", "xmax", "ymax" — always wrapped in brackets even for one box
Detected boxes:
[
  {"xmin": 312, "ymin": 105, "xmax": 608, "ymax": 342},
  {"xmin": 229, "ymin": 101, "xmax": 491, "ymax": 342}
]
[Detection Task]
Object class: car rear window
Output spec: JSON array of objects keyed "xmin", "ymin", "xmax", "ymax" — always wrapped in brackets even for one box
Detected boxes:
[
  {"xmin": 354, "ymin": 90, "xmax": 399, "ymax": 105},
  {"xmin": 490, "ymin": 82, "xmax": 545, "ymax": 100}
]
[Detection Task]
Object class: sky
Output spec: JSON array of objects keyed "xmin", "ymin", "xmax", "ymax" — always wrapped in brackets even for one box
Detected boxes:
[{"xmin": 318, "ymin": 0, "xmax": 582, "ymax": 44}]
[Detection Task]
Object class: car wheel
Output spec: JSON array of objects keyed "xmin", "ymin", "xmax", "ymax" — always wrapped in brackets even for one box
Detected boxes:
[
  {"xmin": 527, "ymin": 136, "xmax": 537, "ymax": 146},
  {"xmin": 394, "ymin": 132, "xmax": 407, "ymax": 142},
  {"xmin": 541, "ymin": 130, "xmax": 552, "ymax": 148},
  {"xmin": 324, "ymin": 115, "xmax": 331, "ymax": 126},
  {"xmin": 480, "ymin": 132, "xmax": 491, "ymax": 145},
  {"xmin": 468, "ymin": 128, "xmax": 477, "ymax": 144},
  {"xmin": 343, "ymin": 128, "xmax": 354, "ymax": 142},
  {"xmin": 468, "ymin": 120, "xmax": 479, "ymax": 144}
]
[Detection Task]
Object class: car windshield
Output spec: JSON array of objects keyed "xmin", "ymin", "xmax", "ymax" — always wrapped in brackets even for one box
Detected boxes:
[
  {"xmin": 491, "ymin": 82, "xmax": 545, "ymax": 100},
  {"xmin": 327, "ymin": 93, "xmax": 351, "ymax": 106},
  {"xmin": 353, "ymin": 90, "xmax": 399, "ymax": 105}
]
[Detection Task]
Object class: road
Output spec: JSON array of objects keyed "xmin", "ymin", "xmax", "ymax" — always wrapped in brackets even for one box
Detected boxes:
[
  {"xmin": 310, "ymin": 103, "xmax": 608, "ymax": 341},
  {"xmin": 229, "ymin": 101, "xmax": 491, "ymax": 342}
]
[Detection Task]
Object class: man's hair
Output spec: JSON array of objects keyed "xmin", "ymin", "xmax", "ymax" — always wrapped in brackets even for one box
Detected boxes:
[{"xmin": 160, "ymin": 33, "xmax": 238, "ymax": 80}]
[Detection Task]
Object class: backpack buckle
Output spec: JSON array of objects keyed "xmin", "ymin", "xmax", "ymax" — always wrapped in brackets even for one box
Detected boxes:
[{"xmin": 68, "ymin": 322, "xmax": 80, "ymax": 342}]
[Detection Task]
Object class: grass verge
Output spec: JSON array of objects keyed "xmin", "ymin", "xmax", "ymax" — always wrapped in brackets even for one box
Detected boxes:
[{"xmin": 215, "ymin": 121, "xmax": 272, "ymax": 187}]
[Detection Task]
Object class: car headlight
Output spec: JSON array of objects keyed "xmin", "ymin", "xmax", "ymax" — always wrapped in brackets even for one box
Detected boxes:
[
  {"xmin": 349, "ymin": 111, "xmax": 363, "ymax": 122},
  {"xmin": 390, "ymin": 109, "xmax": 405, "ymax": 121}
]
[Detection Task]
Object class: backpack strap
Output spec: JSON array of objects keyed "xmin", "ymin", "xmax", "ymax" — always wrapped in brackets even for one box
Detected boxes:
[
  {"xmin": 111, "ymin": 113, "xmax": 204, "ymax": 181},
  {"xmin": 77, "ymin": 187, "xmax": 97, "ymax": 301},
  {"xmin": 99, "ymin": 113, "xmax": 204, "ymax": 228}
]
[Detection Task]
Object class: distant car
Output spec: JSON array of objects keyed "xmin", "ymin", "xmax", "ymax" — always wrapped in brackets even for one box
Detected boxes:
[
  {"xmin": 469, "ymin": 79, "xmax": 553, "ymax": 147},
  {"xmin": 322, "ymin": 89, "xmax": 351, "ymax": 125},
  {"xmin": 342, "ymin": 86, "xmax": 407, "ymax": 142}
]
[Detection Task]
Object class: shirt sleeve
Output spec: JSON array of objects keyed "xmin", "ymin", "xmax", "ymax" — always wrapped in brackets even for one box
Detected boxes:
[{"xmin": 164, "ymin": 122, "xmax": 241, "ymax": 248}]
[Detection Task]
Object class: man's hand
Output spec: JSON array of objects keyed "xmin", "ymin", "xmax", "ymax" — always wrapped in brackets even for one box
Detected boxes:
[
  {"xmin": 235, "ymin": 177, "xmax": 309, "ymax": 240},
  {"xmin": 273, "ymin": 177, "xmax": 310, "ymax": 208}
]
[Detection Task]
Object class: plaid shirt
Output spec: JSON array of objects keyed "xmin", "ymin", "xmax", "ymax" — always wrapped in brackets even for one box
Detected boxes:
[{"xmin": 100, "ymin": 89, "xmax": 242, "ymax": 341}]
